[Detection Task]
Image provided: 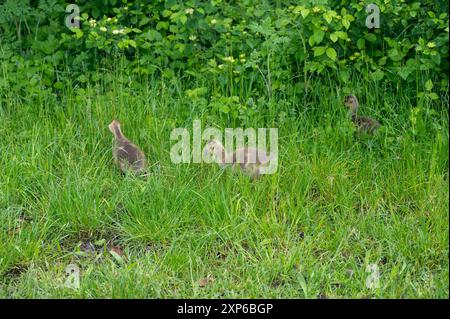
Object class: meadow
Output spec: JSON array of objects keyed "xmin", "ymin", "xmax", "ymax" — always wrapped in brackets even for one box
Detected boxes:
[
  {"xmin": 0, "ymin": 70, "xmax": 448, "ymax": 298},
  {"xmin": 0, "ymin": 0, "xmax": 448, "ymax": 299}
]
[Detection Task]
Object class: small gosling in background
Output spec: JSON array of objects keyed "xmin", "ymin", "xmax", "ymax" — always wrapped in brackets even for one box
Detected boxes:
[
  {"xmin": 108, "ymin": 119, "xmax": 147, "ymax": 175},
  {"xmin": 204, "ymin": 139, "xmax": 273, "ymax": 179},
  {"xmin": 344, "ymin": 95, "xmax": 380, "ymax": 134}
]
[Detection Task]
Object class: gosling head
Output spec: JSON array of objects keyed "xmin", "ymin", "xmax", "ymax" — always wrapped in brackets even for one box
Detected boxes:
[
  {"xmin": 108, "ymin": 119, "xmax": 124, "ymax": 140},
  {"xmin": 344, "ymin": 95, "xmax": 359, "ymax": 114},
  {"xmin": 108, "ymin": 119, "xmax": 120, "ymax": 133},
  {"xmin": 204, "ymin": 139, "xmax": 223, "ymax": 156},
  {"xmin": 204, "ymin": 139, "xmax": 226, "ymax": 165}
]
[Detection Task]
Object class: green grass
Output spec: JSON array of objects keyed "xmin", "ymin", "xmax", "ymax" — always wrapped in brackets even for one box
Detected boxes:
[{"xmin": 0, "ymin": 73, "xmax": 448, "ymax": 298}]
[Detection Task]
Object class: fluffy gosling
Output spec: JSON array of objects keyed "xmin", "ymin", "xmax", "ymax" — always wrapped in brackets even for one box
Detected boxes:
[
  {"xmin": 108, "ymin": 119, "xmax": 147, "ymax": 175},
  {"xmin": 204, "ymin": 139, "xmax": 273, "ymax": 179},
  {"xmin": 344, "ymin": 95, "xmax": 380, "ymax": 134}
]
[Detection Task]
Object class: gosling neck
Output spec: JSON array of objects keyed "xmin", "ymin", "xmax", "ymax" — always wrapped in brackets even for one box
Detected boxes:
[
  {"xmin": 111, "ymin": 124, "xmax": 126, "ymax": 142},
  {"xmin": 350, "ymin": 105, "xmax": 359, "ymax": 120},
  {"xmin": 214, "ymin": 144, "xmax": 228, "ymax": 167}
]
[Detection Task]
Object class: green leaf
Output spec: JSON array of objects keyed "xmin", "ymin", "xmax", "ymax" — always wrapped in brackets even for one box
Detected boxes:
[
  {"xmin": 357, "ymin": 38, "xmax": 365, "ymax": 50},
  {"xmin": 186, "ymin": 87, "xmax": 208, "ymax": 98},
  {"xmin": 128, "ymin": 39, "xmax": 137, "ymax": 48},
  {"xmin": 143, "ymin": 30, "xmax": 162, "ymax": 41},
  {"xmin": 139, "ymin": 17, "xmax": 151, "ymax": 27},
  {"xmin": 314, "ymin": 46, "xmax": 327, "ymax": 57},
  {"xmin": 77, "ymin": 74, "xmax": 88, "ymax": 83},
  {"xmin": 53, "ymin": 82, "xmax": 64, "ymax": 90},
  {"xmin": 162, "ymin": 10, "xmax": 172, "ymax": 17},
  {"xmin": 313, "ymin": 29, "xmax": 325, "ymax": 44},
  {"xmin": 370, "ymin": 69, "xmax": 385, "ymax": 81},
  {"xmin": 156, "ymin": 21, "xmax": 169, "ymax": 30},
  {"xmin": 425, "ymin": 79, "xmax": 433, "ymax": 91},
  {"xmin": 365, "ymin": 33, "xmax": 377, "ymax": 43},
  {"xmin": 430, "ymin": 53, "xmax": 441, "ymax": 65},
  {"xmin": 428, "ymin": 92, "xmax": 439, "ymax": 100},
  {"xmin": 91, "ymin": 8, "xmax": 100, "ymax": 18},
  {"xmin": 179, "ymin": 14, "xmax": 187, "ymax": 25},
  {"xmin": 300, "ymin": 8, "xmax": 310, "ymax": 18},
  {"xmin": 342, "ymin": 17, "xmax": 350, "ymax": 29},
  {"xmin": 398, "ymin": 67, "xmax": 413, "ymax": 80},
  {"xmin": 73, "ymin": 28, "xmax": 84, "ymax": 39},
  {"xmin": 323, "ymin": 11, "xmax": 335, "ymax": 24},
  {"xmin": 326, "ymin": 47, "xmax": 337, "ymax": 61},
  {"xmin": 335, "ymin": 31, "xmax": 348, "ymax": 40},
  {"xmin": 339, "ymin": 70, "xmax": 350, "ymax": 82},
  {"xmin": 219, "ymin": 104, "xmax": 230, "ymax": 113},
  {"xmin": 388, "ymin": 49, "xmax": 405, "ymax": 62},
  {"xmin": 330, "ymin": 33, "xmax": 338, "ymax": 43}
]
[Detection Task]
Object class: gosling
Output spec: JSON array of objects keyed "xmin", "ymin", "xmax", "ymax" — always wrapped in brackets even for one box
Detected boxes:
[
  {"xmin": 344, "ymin": 95, "xmax": 380, "ymax": 134},
  {"xmin": 203, "ymin": 139, "xmax": 273, "ymax": 179},
  {"xmin": 108, "ymin": 119, "xmax": 147, "ymax": 175}
]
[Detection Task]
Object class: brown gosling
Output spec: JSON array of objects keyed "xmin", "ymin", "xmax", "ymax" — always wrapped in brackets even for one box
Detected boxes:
[
  {"xmin": 108, "ymin": 119, "xmax": 147, "ymax": 175},
  {"xmin": 203, "ymin": 139, "xmax": 273, "ymax": 179},
  {"xmin": 344, "ymin": 95, "xmax": 380, "ymax": 134}
]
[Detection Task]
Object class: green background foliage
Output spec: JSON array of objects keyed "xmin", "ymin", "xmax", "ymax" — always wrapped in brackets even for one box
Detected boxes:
[
  {"xmin": 0, "ymin": 0, "xmax": 448, "ymax": 298},
  {"xmin": 0, "ymin": 0, "xmax": 448, "ymax": 98}
]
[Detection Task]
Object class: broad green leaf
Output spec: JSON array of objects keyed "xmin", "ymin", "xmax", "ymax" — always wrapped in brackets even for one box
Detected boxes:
[
  {"xmin": 330, "ymin": 33, "xmax": 338, "ymax": 42},
  {"xmin": 388, "ymin": 49, "xmax": 405, "ymax": 62},
  {"xmin": 342, "ymin": 17, "xmax": 350, "ymax": 29},
  {"xmin": 370, "ymin": 69, "xmax": 385, "ymax": 81},
  {"xmin": 430, "ymin": 53, "xmax": 441, "ymax": 65},
  {"xmin": 425, "ymin": 79, "xmax": 433, "ymax": 91},
  {"xmin": 91, "ymin": 8, "xmax": 100, "ymax": 18},
  {"xmin": 162, "ymin": 10, "xmax": 172, "ymax": 17},
  {"xmin": 323, "ymin": 11, "xmax": 337, "ymax": 24},
  {"xmin": 365, "ymin": 33, "xmax": 377, "ymax": 42},
  {"xmin": 128, "ymin": 40, "xmax": 137, "ymax": 48},
  {"xmin": 313, "ymin": 29, "xmax": 325, "ymax": 44},
  {"xmin": 428, "ymin": 92, "xmax": 439, "ymax": 100},
  {"xmin": 326, "ymin": 47, "xmax": 337, "ymax": 61},
  {"xmin": 398, "ymin": 67, "xmax": 413, "ymax": 80},
  {"xmin": 314, "ymin": 46, "xmax": 327, "ymax": 57},
  {"xmin": 179, "ymin": 14, "xmax": 187, "ymax": 25},
  {"xmin": 335, "ymin": 31, "xmax": 348, "ymax": 40},
  {"xmin": 156, "ymin": 21, "xmax": 169, "ymax": 30},
  {"xmin": 357, "ymin": 38, "xmax": 365, "ymax": 50},
  {"xmin": 301, "ymin": 8, "xmax": 310, "ymax": 18},
  {"xmin": 139, "ymin": 17, "xmax": 151, "ymax": 27}
]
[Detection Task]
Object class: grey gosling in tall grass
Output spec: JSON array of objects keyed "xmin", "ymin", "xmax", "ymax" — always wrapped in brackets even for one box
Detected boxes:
[
  {"xmin": 344, "ymin": 95, "xmax": 380, "ymax": 134},
  {"xmin": 108, "ymin": 119, "xmax": 147, "ymax": 175},
  {"xmin": 204, "ymin": 139, "xmax": 273, "ymax": 179}
]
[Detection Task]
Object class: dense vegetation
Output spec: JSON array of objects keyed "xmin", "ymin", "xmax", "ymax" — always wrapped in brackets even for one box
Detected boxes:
[
  {"xmin": 0, "ymin": 0, "xmax": 448, "ymax": 99},
  {"xmin": 0, "ymin": 0, "xmax": 448, "ymax": 298}
]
